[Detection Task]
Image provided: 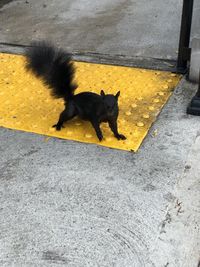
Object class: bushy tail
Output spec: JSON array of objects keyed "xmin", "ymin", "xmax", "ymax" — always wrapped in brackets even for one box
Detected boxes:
[{"xmin": 25, "ymin": 41, "xmax": 77, "ymax": 101}]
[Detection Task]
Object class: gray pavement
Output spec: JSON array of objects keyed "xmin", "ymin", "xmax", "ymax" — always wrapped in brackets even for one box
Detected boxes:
[
  {"xmin": 0, "ymin": 0, "xmax": 199, "ymax": 61},
  {"xmin": 0, "ymin": 0, "xmax": 200, "ymax": 266}
]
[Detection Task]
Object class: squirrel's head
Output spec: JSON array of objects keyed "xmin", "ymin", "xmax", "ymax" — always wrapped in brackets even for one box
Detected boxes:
[{"xmin": 100, "ymin": 89, "xmax": 120, "ymax": 116}]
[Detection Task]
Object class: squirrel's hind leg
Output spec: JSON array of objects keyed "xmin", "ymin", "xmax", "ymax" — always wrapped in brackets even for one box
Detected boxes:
[{"xmin": 53, "ymin": 102, "xmax": 77, "ymax": 131}]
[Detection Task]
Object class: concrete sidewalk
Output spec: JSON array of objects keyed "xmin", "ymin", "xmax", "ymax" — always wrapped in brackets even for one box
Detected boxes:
[
  {"xmin": 0, "ymin": 0, "xmax": 200, "ymax": 266},
  {"xmin": 0, "ymin": 0, "xmax": 199, "ymax": 60}
]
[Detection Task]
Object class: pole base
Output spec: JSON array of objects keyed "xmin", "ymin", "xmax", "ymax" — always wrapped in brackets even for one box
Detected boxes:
[{"xmin": 187, "ymin": 95, "xmax": 200, "ymax": 115}]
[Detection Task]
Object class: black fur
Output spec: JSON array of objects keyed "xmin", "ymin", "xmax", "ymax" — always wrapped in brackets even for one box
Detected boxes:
[{"xmin": 25, "ymin": 42, "xmax": 126, "ymax": 141}]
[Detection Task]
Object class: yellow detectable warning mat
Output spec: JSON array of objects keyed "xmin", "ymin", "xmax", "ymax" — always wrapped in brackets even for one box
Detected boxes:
[{"xmin": 0, "ymin": 53, "xmax": 181, "ymax": 151}]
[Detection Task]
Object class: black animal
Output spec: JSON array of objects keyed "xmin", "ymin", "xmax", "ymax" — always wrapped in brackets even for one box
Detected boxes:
[{"xmin": 25, "ymin": 42, "xmax": 126, "ymax": 141}]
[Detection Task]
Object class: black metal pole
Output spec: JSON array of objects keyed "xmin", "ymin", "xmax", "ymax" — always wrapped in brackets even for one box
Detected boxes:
[{"xmin": 177, "ymin": 0, "xmax": 194, "ymax": 72}]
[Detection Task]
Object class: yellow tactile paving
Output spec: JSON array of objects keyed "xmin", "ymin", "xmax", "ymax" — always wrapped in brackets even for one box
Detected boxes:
[{"xmin": 0, "ymin": 53, "xmax": 181, "ymax": 151}]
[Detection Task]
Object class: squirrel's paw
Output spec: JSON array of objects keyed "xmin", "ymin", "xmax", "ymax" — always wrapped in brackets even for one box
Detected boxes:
[
  {"xmin": 116, "ymin": 134, "xmax": 126, "ymax": 140},
  {"xmin": 52, "ymin": 124, "xmax": 64, "ymax": 131}
]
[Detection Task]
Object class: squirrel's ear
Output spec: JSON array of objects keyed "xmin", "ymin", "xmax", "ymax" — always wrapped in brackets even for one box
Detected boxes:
[
  {"xmin": 100, "ymin": 90, "xmax": 105, "ymax": 97},
  {"xmin": 115, "ymin": 91, "xmax": 120, "ymax": 99}
]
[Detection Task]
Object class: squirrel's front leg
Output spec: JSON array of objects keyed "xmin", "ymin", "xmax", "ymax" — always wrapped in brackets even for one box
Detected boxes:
[
  {"xmin": 90, "ymin": 119, "xmax": 103, "ymax": 141},
  {"xmin": 108, "ymin": 119, "xmax": 126, "ymax": 140}
]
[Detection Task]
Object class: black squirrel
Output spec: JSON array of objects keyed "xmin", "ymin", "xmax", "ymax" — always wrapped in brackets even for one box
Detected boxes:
[{"xmin": 25, "ymin": 41, "xmax": 126, "ymax": 141}]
